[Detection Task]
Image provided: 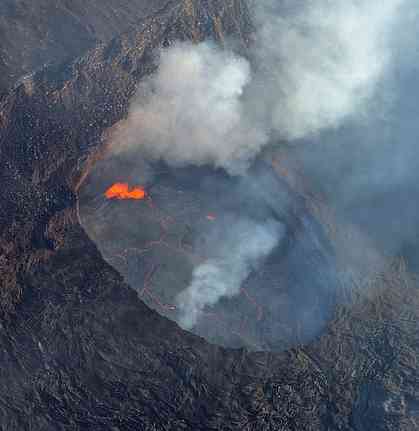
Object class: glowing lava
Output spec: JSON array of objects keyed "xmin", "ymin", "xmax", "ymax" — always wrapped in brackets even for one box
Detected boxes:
[{"xmin": 105, "ymin": 183, "xmax": 146, "ymax": 200}]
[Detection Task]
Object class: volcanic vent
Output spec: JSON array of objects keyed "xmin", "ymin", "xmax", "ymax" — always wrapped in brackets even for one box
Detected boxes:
[{"xmin": 79, "ymin": 151, "xmax": 338, "ymax": 351}]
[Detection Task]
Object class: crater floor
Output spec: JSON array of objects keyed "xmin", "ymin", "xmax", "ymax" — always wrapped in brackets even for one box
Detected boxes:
[{"xmin": 80, "ymin": 154, "xmax": 338, "ymax": 350}]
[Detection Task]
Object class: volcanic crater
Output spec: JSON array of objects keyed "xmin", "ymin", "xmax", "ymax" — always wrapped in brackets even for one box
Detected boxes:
[{"xmin": 79, "ymin": 151, "xmax": 338, "ymax": 351}]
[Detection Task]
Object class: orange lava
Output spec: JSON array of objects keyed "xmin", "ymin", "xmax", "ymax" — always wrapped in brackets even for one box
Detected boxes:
[{"xmin": 105, "ymin": 183, "xmax": 146, "ymax": 200}]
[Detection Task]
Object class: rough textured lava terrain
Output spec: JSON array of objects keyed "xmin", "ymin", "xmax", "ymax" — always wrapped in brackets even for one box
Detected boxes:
[
  {"xmin": 0, "ymin": 0, "xmax": 170, "ymax": 94},
  {"xmin": 1, "ymin": 1, "xmax": 419, "ymax": 430}
]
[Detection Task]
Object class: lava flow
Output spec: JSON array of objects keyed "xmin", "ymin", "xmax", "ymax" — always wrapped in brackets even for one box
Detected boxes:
[{"xmin": 105, "ymin": 182, "xmax": 146, "ymax": 200}]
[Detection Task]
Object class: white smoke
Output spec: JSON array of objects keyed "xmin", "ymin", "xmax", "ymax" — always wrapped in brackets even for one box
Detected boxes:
[
  {"xmin": 107, "ymin": 0, "xmax": 405, "ymax": 328},
  {"xmin": 110, "ymin": 0, "xmax": 403, "ymax": 167},
  {"xmin": 252, "ymin": 0, "xmax": 404, "ymax": 139},
  {"xmin": 110, "ymin": 42, "xmax": 267, "ymax": 175},
  {"xmin": 176, "ymin": 218, "xmax": 284, "ymax": 329}
]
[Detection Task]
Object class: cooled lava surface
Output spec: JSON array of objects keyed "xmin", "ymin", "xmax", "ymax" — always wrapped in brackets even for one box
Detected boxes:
[{"xmin": 80, "ymin": 155, "xmax": 337, "ymax": 350}]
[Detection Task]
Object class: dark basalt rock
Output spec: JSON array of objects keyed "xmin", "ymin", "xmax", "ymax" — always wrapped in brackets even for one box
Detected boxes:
[
  {"xmin": 0, "ymin": 1, "xmax": 419, "ymax": 429},
  {"xmin": 0, "ymin": 0, "xmax": 172, "ymax": 94}
]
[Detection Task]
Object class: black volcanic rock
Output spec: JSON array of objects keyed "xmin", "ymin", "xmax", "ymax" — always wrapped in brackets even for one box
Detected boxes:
[
  {"xmin": 0, "ymin": 0, "xmax": 253, "ymax": 95},
  {"xmin": 0, "ymin": 0, "xmax": 170, "ymax": 94},
  {"xmin": 0, "ymin": 1, "xmax": 419, "ymax": 430}
]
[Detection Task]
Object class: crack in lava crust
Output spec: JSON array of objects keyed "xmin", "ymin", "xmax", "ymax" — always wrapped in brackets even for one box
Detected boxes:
[{"xmin": 79, "ymin": 157, "xmax": 338, "ymax": 351}]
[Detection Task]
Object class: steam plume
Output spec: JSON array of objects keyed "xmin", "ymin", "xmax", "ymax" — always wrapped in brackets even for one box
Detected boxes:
[
  {"xmin": 111, "ymin": 42, "xmax": 267, "ymax": 175},
  {"xmin": 111, "ymin": 0, "xmax": 403, "ymax": 167},
  {"xmin": 106, "ymin": 0, "xmax": 407, "ymax": 331},
  {"xmin": 176, "ymin": 217, "xmax": 283, "ymax": 329},
  {"xmin": 251, "ymin": 0, "xmax": 403, "ymax": 139}
]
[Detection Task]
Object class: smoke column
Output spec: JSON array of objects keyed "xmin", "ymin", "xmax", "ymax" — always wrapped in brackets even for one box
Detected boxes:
[
  {"xmin": 176, "ymin": 218, "xmax": 284, "ymax": 329},
  {"xmin": 106, "ymin": 0, "xmax": 408, "ymax": 330},
  {"xmin": 110, "ymin": 42, "xmax": 267, "ymax": 175},
  {"xmin": 111, "ymin": 0, "xmax": 403, "ymax": 166}
]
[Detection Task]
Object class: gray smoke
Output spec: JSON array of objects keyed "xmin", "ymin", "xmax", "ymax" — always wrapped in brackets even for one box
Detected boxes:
[
  {"xmin": 176, "ymin": 217, "xmax": 284, "ymax": 329},
  {"xmin": 110, "ymin": 0, "xmax": 403, "ymax": 169},
  {"xmin": 106, "ymin": 0, "xmax": 409, "ymax": 330},
  {"xmin": 250, "ymin": 0, "xmax": 403, "ymax": 139},
  {"xmin": 110, "ymin": 42, "xmax": 267, "ymax": 175},
  {"xmin": 291, "ymin": 1, "xmax": 419, "ymax": 263}
]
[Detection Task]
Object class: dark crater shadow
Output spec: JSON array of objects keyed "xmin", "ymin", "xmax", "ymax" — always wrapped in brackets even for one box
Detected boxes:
[{"xmin": 79, "ymin": 154, "xmax": 339, "ymax": 351}]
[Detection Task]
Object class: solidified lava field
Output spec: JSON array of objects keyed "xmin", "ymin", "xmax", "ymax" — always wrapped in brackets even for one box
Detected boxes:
[{"xmin": 79, "ymin": 153, "xmax": 338, "ymax": 351}]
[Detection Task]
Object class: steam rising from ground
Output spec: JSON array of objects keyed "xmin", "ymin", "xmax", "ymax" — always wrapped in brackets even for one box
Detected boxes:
[
  {"xmin": 176, "ymin": 218, "xmax": 284, "ymax": 329},
  {"xmin": 105, "ymin": 0, "xmax": 407, "ymax": 331},
  {"xmin": 111, "ymin": 0, "xmax": 403, "ymax": 170},
  {"xmin": 111, "ymin": 43, "xmax": 267, "ymax": 175}
]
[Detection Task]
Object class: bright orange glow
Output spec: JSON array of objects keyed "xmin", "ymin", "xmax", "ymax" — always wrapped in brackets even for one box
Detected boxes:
[{"xmin": 105, "ymin": 183, "xmax": 146, "ymax": 200}]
